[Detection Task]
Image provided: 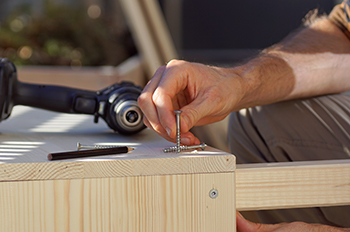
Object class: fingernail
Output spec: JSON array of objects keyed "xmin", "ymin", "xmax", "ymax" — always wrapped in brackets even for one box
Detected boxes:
[
  {"xmin": 181, "ymin": 137, "xmax": 191, "ymax": 145},
  {"xmin": 166, "ymin": 127, "xmax": 172, "ymax": 137}
]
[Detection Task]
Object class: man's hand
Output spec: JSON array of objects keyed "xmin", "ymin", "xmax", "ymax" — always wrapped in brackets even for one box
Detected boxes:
[
  {"xmin": 138, "ymin": 18, "xmax": 350, "ymax": 145},
  {"xmin": 138, "ymin": 59, "xmax": 244, "ymax": 145},
  {"xmin": 236, "ymin": 211, "xmax": 350, "ymax": 232}
]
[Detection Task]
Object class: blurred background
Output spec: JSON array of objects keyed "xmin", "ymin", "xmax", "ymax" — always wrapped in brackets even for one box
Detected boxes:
[
  {"xmin": 0, "ymin": 0, "xmax": 339, "ymax": 68},
  {"xmin": 179, "ymin": 0, "xmax": 338, "ymax": 64},
  {"xmin": 0, "ymin": 0, "xmax": 342, "ymax": 152},
  {"xmin": 0, "ymin": 0, "xmax": 136, "ymax": 67}
]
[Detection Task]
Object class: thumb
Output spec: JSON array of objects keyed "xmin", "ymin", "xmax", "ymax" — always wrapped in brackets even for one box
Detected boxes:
[
  {"xmin": 236, "ymin": 211, "xmax": 258, "ymax": 232},
  {"xmin": 181, "ymin": 108, "xmax": 199, "ymax": 132},
  {"xmin": 236, "ymin": 211, "xmax": 279, "ymax": 232},
  {"xmin": 181, "ymin": 98, "xmax": 211, "ymax": 132}
]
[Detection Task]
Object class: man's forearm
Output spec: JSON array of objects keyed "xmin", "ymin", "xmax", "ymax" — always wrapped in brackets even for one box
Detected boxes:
[{"xmin": 233, "ymin": 16, "xmax": 350, "ymax": 110}]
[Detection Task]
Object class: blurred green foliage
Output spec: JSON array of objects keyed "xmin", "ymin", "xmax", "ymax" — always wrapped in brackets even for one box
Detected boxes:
[{"xmin": 0, "ymin": 2, "xmax": 136, "ymax": 67}]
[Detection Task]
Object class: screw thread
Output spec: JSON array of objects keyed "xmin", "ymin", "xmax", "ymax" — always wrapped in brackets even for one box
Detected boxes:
[
  {"xmin": 162, "ymin": 143, "xmax": 207, "ymax": 153},
  {"xmin": 174, "ymin": 111, "xmax": 182, "ymax": 153},
  {"xmin": 77, "ymin": 143, "xmax": 121, "ymax": 150}
]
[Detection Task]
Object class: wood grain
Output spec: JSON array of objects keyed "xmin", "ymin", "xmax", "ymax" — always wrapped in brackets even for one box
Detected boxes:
[
  {"xmin": 0, "ymin": 106, "xmax": 236, "ymax": 232},
  {"xmin": 0, "ymin": 153, "xmax": 235, "ymax": 181},
  {"xmin": 0, "ymin": 106, "xmax": 235, "ymax": 181},
  {"xmin": 0, "ymin": 173, "xmax": 235, "ymax": 232},
  {"xmin": 236, "ymin": 159, "xmax": 350, "ymax": 211}
]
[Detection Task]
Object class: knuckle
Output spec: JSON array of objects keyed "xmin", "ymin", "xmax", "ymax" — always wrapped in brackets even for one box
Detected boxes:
[
  {"xmin": 166, "ymin": 59, "xmax": 181, "ymax": 66},
  {"xmin": 137, "ymin": 93, "xmax": 148, "ymax": 108},
  {"xmin": 166, "ymin": 59, "xmax": 188, "ymax": 69},
  {"xmin": 152, "ymin": 89, "xmax": 164, "ymax": 104}
]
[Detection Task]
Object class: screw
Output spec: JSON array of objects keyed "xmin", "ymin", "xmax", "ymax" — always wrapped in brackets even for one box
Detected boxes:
[
  {"xmin": 162, "ymin": 143, "xmax": 207, "ymax": 153},
  {"xmin": 77, "ymin": 142, "xmax": 121, "ymax": 150},
  {"xmin": 174, "ymin": 110, "xmax": 182, "ymax": 153},
  {"xmin": 209, "ymin": 189, "xmax": 218, "ymax": 199}
]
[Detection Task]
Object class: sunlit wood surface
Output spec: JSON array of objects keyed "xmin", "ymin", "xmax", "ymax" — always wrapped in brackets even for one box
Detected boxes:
[
  {"xmin": 0, "ymin": 106, "xmax": 236, "ymax": 232},
  {"xmin": 236, "ymin": 160, "xmax": 350, "ymax": 211}
]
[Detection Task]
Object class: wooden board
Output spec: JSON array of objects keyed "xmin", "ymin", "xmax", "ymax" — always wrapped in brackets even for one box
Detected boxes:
[
  {"xmin": 236, "ymin": 160, "xmax": 350, "ymax": 211},
  {"xmin": 0, "ymin": 173, "xmax": 235, "ymax": 232},
  {"xmin": 0, "ymin": 106, "xmax": 235, "ymax": 181},
  {"xmin": 0, "ymin": 106, "xmax": 236, "ymax": 232}
]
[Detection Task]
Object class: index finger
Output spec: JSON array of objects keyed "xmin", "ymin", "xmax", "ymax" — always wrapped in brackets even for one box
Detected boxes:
[
  {"xmin": 151, "ymin": 60, "xmax": 189, "ymax": 138},
  {"xmin": 138, "ymin": 66, "xmax": 170, "ymax": 136}
]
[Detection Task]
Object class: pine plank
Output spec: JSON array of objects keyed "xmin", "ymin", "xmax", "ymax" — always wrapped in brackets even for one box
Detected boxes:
[
  {"xmin": 0, "ymin": 106, "xmax": 235, "ymax": 181},
  {"xmin": 0, "ymin": 173, "xmax": 235, "ymax": 232},
  {"xmin": 236, "ymin": 160, "xmax": 350, "ymax": 210}
]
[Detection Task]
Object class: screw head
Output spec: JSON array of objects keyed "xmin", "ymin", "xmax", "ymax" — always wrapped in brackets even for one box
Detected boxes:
[{"xmin": 209, "ymin": 189, "xmax": 218, "ymax": 199}]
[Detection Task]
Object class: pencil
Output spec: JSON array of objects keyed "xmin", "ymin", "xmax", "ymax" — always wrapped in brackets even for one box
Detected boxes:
[{"xmin": 47, "ymin": 146, "xmax": 134, "ymax": 161}]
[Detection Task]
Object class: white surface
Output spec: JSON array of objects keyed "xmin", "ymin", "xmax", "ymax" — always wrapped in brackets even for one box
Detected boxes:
[{"xmin": 0, "ymin": 106, "xmax": 231, "ymax": 164}]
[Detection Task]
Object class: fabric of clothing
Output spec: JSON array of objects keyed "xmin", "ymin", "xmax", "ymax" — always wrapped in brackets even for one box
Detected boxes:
[
  {"xmin": 228, "ymin": 1, "xmax": 350, "ymax": 227},
  {"xmin": 228, "ymin": 93, "xmax": 350, "ymax": 227}
]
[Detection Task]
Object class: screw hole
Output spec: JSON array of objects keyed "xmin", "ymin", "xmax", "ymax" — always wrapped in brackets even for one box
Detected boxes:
[{"xmin": 209, "ymin": 189, "xmax": 218, "ymax": 199}]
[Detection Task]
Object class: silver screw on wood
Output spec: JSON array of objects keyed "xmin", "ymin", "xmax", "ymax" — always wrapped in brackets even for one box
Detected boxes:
[
  {"xmin": 77, "ymin": 142, "xmax": 121, "ymax": 150},
  {"xmin": 162, "ymin": 143, "xmax": 207, "ymax": 153},
  {"xmin": 174, "ymin": 110, "xmax": 182, "ymax": 153},
  {"xmin": 209, "ymin": 189, "xmax": 219, "ymax": 199}
]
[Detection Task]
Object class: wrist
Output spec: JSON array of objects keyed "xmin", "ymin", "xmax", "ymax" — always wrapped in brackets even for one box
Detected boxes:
[
  {"xmin": 209, "ymin": 65, "xmax": 249, "ymax": 113},
  {"xmin": 232, "ymin": 53, "xmax": 295, "ymax": 110}
]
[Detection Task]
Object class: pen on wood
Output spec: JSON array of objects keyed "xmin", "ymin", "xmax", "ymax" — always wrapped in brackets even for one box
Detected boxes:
[{"xmin": 47, "ymin": 146, "xmax": 134, "ymax": 161}]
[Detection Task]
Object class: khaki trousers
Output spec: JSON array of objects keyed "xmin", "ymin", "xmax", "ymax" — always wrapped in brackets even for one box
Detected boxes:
[{"xmin": 228, "ymin": 92, "xmax": 350, "ymax": 227}]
